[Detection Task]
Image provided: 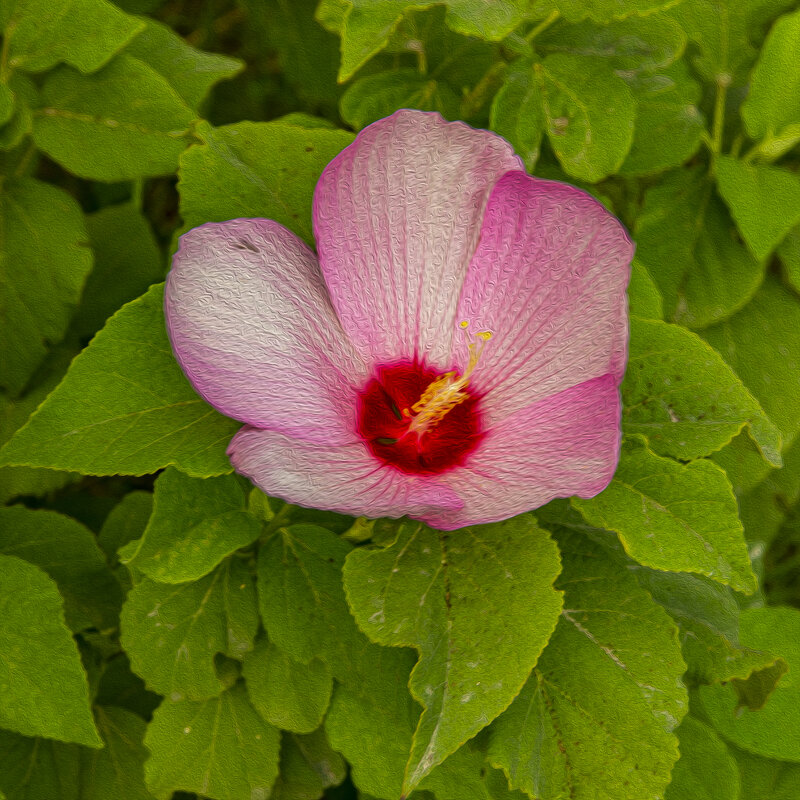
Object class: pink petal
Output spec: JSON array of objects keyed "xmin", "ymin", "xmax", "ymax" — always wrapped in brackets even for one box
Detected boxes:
[
  {"xmin": 313, "ymin": 110, "xmax": 523, "ymax": 369},
  {"xmin": 165, "ymin": 219, "xmax": 367, "ymax": 445},
  {"xmin": 227, "ymin": 426, "xmax": 463, "ymax": 520},
  {"xmin": 421, "ymin": 374, "xmax": 621, "ymax": 530},
  {"xmin": 455, "ymin": 171, "xmax": 633, "ymax": 423}
]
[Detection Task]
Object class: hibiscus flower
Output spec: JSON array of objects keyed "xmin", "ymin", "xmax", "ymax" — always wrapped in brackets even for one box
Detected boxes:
[{"xmin": 165, "ymin": 110, "xmax": 633, "ymax": 530}]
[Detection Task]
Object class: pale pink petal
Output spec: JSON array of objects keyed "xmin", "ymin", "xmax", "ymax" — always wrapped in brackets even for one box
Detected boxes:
[
  {"xmin": 166, "ymin": 219, "xmax": 367, "ymax": 445},
  {"xmin": 227, "ymin": 426, "xmax": 463, "ymax": 520},
  {"xmin": 313, "ymin": 110, "xmax": 523, "ymax": 369},
  {"xmin": 455, "ymin": 171, "xmax": 633, "ymax": 424},
  {"xmin": 422, "ymin": 374, "xmax": 621, "ymax": 530}
]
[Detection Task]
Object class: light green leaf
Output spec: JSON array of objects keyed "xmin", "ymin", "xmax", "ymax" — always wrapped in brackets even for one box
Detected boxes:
[
  {"xmin": 5, "ymin": 0, "xmax": 143, "ymax": 74},
  {"xmin": 257, "ymin": 524, "xmax": 364, "ymax": 682},
  {"xmin": 622, "ymin": 317, "xmax": 781, "ymax": 463},
  {"xmin": 71, "ymin": 203, "xmax": 164, "ymax": 339},
  {"xmin": 119, "ymin": 468, "xmax": 260, "ymax": 583},
  {"xmin": 271, "ymin": 729, "xmax": 347, "ymax": 800},
  {"xmin": 716, "ymin": 157, "xmax": 800, "ymax": 261},
  {"xmin": 126, "ymin": 17, "xmax": 242, "ymax": 111},
  {"xmin": 80, "ymin": 706, "xmax": 153, "ymax": 800},
  {"xmin": 178, "ymin": 121, "xmax": 353, "ymax": 246},
  {"xmin": 32, "ymin": 54, "xmax": 195, "ymax": 181},
  {"xmin": 243, "ymin": 637, "xmax": 332, "ymax": 734},
  {"xmin": 0, "ymin": 177, "xmax": 92, "ymax": 395},
  {"xmin": 0, "ymin": 284, "xmax": 241, "ymax": 478},
  {"xmin": 730, "ymin": 744, "xmax": 800, "ymax": 800},
  {"xmin": 779, "ymin": 224, "xmax": 800, "ymax": 293},
  {"xmin": 534, "ymin": 53, "xmax": 635, "ymax": 182},
  {"xmin": 665, "ymin": 716, "xmax": 740, "ymax": 800},
  {"xmin": 635, "ymin": 167, "xmax": 763, "ymax": 328},
  {"xmin": 741, "ymin": 8, "xmax": 800, "ymax": 146},
  {"xmin": 340, "ymin": 69, "xmax": 459, "ymax": 131},
  {"xmin": 343, "ymin": 515, "xmax": 563, "ymax": 793},
  {"xmin": 0, "ymin": 506, "xmax": 123, "ymax": 632},
  {"xmin": 487, "ymin": 527, "xmax": 687, "ymax": 800},
  {"xmin": 120, "ymin": 557, "xmax": 258, "ymax": 701},
  {"xmin": 553, "ymin": 0, "xmax": 686, "ymax": 24},
  {"xmin": 700, "ymin": 606, "xmax": 800, "ymax": 762},
  {"xmin": 144, "ymin": 683, "xmax": 281, "ymax": 800},
  {"xmin": 628, "ymin": 259, "xmax": 663, "ymax": 320},
  {"xmin": 0, "ymin": 730, "xmax": 80, "ymax": 800},
  {"xmin": 97, "ymin": 491, "xmax": 153, "ymax": 567},
  {"xmin": 573, "ymin": 437, "xmax": 756, "ymax": 593},
  {"xmin": 0, "ymin": 554, "xmax": 101, "ymax": 746}
]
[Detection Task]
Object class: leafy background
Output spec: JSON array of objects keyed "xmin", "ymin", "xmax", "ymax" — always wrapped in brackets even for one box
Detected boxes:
[{"xmin": 1, "ymin": 0, "xmax": 800, "ymax": 798}]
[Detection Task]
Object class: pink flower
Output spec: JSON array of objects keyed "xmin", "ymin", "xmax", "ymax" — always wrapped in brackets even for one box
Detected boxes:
[{"xmin": 165, "ymin": 111, "xmax": 633, "ymax": 530}]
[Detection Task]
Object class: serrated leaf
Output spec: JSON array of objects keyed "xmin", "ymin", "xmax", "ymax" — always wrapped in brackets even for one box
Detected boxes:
[
  {"xmin": 487, "ymin": 528, "xmax": 687, "ymax": 800},
  {"xmin": 4, "ymin": 0, "xmax": 143, "ymax": 74},
  {"xmin": 664, "ymin": 716, "xmax": 740, "ymax": 800},
  {"xmin": 271, "ymin": 729, "xmax": 347, "ymax": 800},
  {"xmin": 635, "ymin": 167, "xmax": 763, "ymax": 328},
  {"xmin": 0, "ymin": 554, "xmax": 101, "ymax": 746},
  {"xmin": 178, "ymin": 121, "xmax": 353, "ymax": 246},
  {"xmin": 340, "ymin": 69, "xmax": 459, "ymax": 131},
  {"xmin": 716, "ymin": 157, "xmax": 800, "ymax": 261},
  {"xmin": 534, "ymin": 53, "xmax": 635, "ymax": 182},
  {"xmin": 700, "ymin": 606, "xmax": 800, "ymax": 762},
  {"xmin": 144, "ymin": 683, "xmax": 281, "ymax": 800},
  {"xmin": 120, "ymin": 468, "xmax": 260, "ymax": 583},
  {"xmin": 0, "ymin": 506, "xmax": 122, "ymax": 632},
  {"xmin": 343, "ymin": 515, "xmax": 563, "ymax": 793},
  {"xmin": 243, "ymin": 637, "xmax": 332, "ymax": 734},
  {"xmin": 622, "ymin": 317, "xmax": 781, "ymax": 463},
  {"xmin": 0, "ymin": 177, "xmax": 92, "ymax": 394},
  {"xmin": 731, "ymin": 659, "xmax": 789, "ymax": 711},
  {"xmin": 0, "ymin": 284, "xmax": 241, "ymax": 478},
  {"xmin": 573, "ymin": 437, "xmax": 756, "ymax": 593},
  {"xmin": 0, "ymin": 730, "xmax": 80, "ymax": 800},
  {"xmin": 32, "ymin": 54, "xmax": 195, "ymax": 181},
  {"xmin": 120, "ymin": 557, "xmax": 258, "ymax": 701}
]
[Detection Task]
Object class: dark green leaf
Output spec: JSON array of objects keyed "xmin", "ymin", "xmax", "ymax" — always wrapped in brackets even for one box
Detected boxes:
[
  {"xmin": 271, "ymin": 729, "xmax": 347, "ymax": 800},
  {"xmin": 779, "ymin": 223, "xmax": 800, "ymax": 293},
  {"xmin": 0, "ymin": 730, "xmax": 80, "ymax": 800},
  {"xmin": 0, "ymin": 74, "xmax": 36, "ymax": 151},
  {"xmin": 730, "ymin": 744, "xmax": 800, "ymax": 800},
  {"xmin": 97, "ymin": 491, "xmax": 153, "ymax": 567}
]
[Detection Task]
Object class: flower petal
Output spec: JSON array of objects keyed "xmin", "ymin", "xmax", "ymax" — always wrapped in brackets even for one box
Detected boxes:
[
  {"xmin": 422, "ymin": 373, "xmax": 621, "ymax": 530},
  {"xmin": 456, "ymin": 170, "xmax": 633, "ymax": 423},
  {"xmin": 165, "ymin": 219, "xmax": 366, "ymax": 445},
  {"xmin": 227, "ymin": 426, "xmax": 463, "ymax": 519},
  {"xmin": 313, "ymin": 110, "xmax": 523, "ymax": 368}
]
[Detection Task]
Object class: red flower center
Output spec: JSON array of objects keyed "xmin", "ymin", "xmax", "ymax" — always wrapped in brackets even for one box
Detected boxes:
[{"xmin": 357, "ymin": 361, "xmax": 484, "ymax": 476}]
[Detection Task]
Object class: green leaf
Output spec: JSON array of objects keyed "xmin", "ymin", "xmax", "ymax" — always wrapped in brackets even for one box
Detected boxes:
[
  {"xmin": 664, "ymin": 716, "xmax": 740, "ymax": 800},
  {"xmin": 71, "ymin": 203, "xmax": 164, "ymax": 339},
  {"xmin": 0, "ymin": 506, "xmax": 123, "ymax": 632},
  {"xmin": 0, "ymin": 730, "xmax": 80, "ymax": 800},
  {"xmin": 731, "ymin": 659, "xmax": 789, "ymax": 711},
  {"xmin": 487, "ymin": 527, "xmax": 687, "ymax": 800},
  {"xmin": 779, "ymin": 224, "xmax": 800, "ymax": 293},
  {"xmin": 622, "ymin": 317, "xmax": 782, "ymax": 464},
  {"xmin": 716, "ymin": 157, "xmax": 800, "ymax": 262},
  {"xmin": 627, "ymin": 259, "xmax": 663, "ymax": 320},
  {"xmin": 0, "ymin": 74, "xmax": 36, "ymax": 151},
  {"xmin": 80, "ymin": 706, "xmax": 153, "ymax": 800},
  {"xmin": 119, "ymin": 468, "xmax": 260, "ymax": 583},
  {"xmin": 618, "ymin": 60, "xmax": 705, "ymax": 176},
  {"xmin": 120, "ymin": 557, "xmax": 258, "ymax": 700},
  {"xmin": 573, "ymin": 437, "xmax": 756, "ymax": 593},
  {"xmin": 257, "ymin": 524, "xmax": 364, "ymax": 682},
  {"xmin": 741, "ymin": 8, "xmax": 800, "ymax": 146},
  {"xmin": 699, "ymin": 606, "xmax": 800, "ymax": 762},
  {"xmin": 343, "ymin": 515, "xmax": 563, "ymax": 793},
  {"xmin": 489, "ymin": 60, "xmax": 544, "ymax": 172},
  {"xmin": 0, "ymin": 554, "xmax": 101, "ymax": 746},
  {"xmin": 0, "ymin": 284, "xmax": 241, "ymax": 478},
  {"xmin": 271, "ymin": 729, "xmax": 347, "ymax": 800},
  {"xmin": 635, "ymin": 167, "xmax": 763, "ymax": 328},
  {"xmin": 32, "ymin": 55, "xmax": 195, "ymax": 181},
  {"xmin": 4, "ymin": 0, "xmax": 144, "ymax": 74},
  {"xmin": 97, "ymin": 491, "xmax": 153, "ymax": 567},
  {"xmin": 178, "ymin": 120, "xmax": 353, "ymax": 246},
  {"xmin": 340, "ymin": 69, "xmax": 459, "ymax": 131},
  {"xmin": 730, "ymin": 744, "xmax": 800, "ymax": 800},
  {"xmin": 144, "ymin": 683, "xmax": 281, "ymax": 800},
  {"xmin": 0, "ymin": 177, "xmax": 92, "ymax": 394},
  {"xmin": 534, "ymin": 53, "xmax": 635, "ymax": 182},
  {"xmin": 552, "ymin": 0, "xmax": 685, "ymax": 24},
  {"xmin": 0, "ymin": 83, "xmax": 14, "ymax": 126},
  {"xmin": 243, "ymin": 637, "xmax": 332, "ymax": 734}
]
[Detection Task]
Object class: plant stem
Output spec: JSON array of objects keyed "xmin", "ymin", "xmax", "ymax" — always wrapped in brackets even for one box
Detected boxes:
[
  {"xmin": 709, "ymin": 76, "xmax": 729, "ymax": 174},
  {"xmin": 525, "ymin": 10, "xmax": 560, "ymax": 42}
]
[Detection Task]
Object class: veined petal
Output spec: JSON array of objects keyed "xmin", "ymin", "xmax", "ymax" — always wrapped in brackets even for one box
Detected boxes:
[
  {"xmin": 227, "ymin": 426, "xmax": 463, "ymax": 519},
  {"xmin": 422, "ymin": 374, "xmax": 621, "ymax": 530},
  {"xmin": 313, "ymin": 110, "xmax": 523, "ymax": 369},
  {"xmin": 165, "ymin": 219, "xmax": 367, "ymax": 445},
  {"xmin": 456, "ymin": 171, "xmax": 633, "ymax": 423}
]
